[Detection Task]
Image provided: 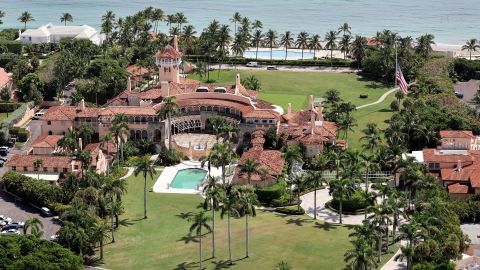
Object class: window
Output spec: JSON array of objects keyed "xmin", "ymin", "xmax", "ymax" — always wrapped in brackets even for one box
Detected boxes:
[
  {"xmin": 43, "ymin": 167, "xmax": 48, "ymax": 172},
  {"xmin": 74, "ymin": 165, "xmax": 79, "ymax": 170},
  {"xmin": 23, "ymin": 167, "xmax": 27, "ymax": 172},
  {"xmin": 53, "ymin": 167, "xmax": 58, "ymax": 173},
  {"xmin": 63, "ymin": 168, "xmax": 68, "ymax": 173},
  {"xmin": 48, "ymin": 131, "xmax": 53, "ymax": 135},
  {"xmin": 428, "ymin": 163, "xmax": 440, "ymax": 170},
  {"xmin": 47, "ymin": 121, "xmax": 51, "ymax": 125},
  {"xmin": 262, "ymin": 119, "xmax": 267, "ymax": 123},
  {"xmin": 269, "ymin": 120, "xmax": 274, "ymax": 123},
  {"xmin": 34, "ymin": 166, "xmax": 38, "ymax": 172},
  {"xmin": 12, "ymin": 166, "xmax": 16, "ymax": 171}
]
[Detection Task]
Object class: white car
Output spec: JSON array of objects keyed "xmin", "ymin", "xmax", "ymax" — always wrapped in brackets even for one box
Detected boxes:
[
  {"xmin": 1, "ymin": 229, "xmax": 20, "ymax": 235},
  {"xmin": 10, "ymin": 221, "xmax": 25, "ymax": 228},
  {"xmin": 50, "ymin": 234, "xmax": 59, "ymax": 241},
  {"xmin": 246, "ymin": 61, "xmax": 258, "ymax": 67},
  {"xmin": 0, "ymin": 215, "xmax": 12, "ymax": 226}
]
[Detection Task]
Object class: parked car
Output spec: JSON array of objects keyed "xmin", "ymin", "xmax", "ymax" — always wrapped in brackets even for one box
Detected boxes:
[
  {"xmin": 0, "ymin": 160, "xmax": 4, "ymax": 167},
  {"xmin": 41, "ymin": 207, "xmax": 51, "ymax": 216},
  {"xmin": 454, "ymin": 91, "xmax": 464, "ymax": 99},
  {"xmin": 0, "ymin": 156, "xmax": 7, "ymax": 162},
  {"xmin": 1, "ymin": 224, "xmax": 21, "ymax": 231},
  {"xmin": 0, "ymin": 215, "xmax": 12, "ymax": 226},
  {"xmin": 3, "ymin": 140, "xmax": 14, "ymax": 148},
  {"xmin": 246, "ymin": 61, "xmax": 258, "ymax": 67},
  {"xmin": 1, "ymin": 229, "xmax": 20, "ymax": 235},
  {"xmin": 32, "ymin": 111, "xmax": 45, "ymax": 120},
  {"xmin": 266, "ymin": 65, "xmax": 278, "ymax": 70},
  {"xmin": 10, "ymin": 221, "xmax": 25, "ymax": 228},
  {"xmin": 50, "ymin": 234, "xmax": 59, "ymax": 241}
]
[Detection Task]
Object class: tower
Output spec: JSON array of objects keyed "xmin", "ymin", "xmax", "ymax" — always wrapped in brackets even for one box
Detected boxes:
[{"xmin": 155, "ymin": 35, "xmax": 182, "ymax": 83}]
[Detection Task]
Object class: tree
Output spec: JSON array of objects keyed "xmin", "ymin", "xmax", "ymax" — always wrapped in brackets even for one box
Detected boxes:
[
  {"xmin": 182, "ymin": 25, "xmax": 196, "ymax": 53},
  {"xmin": 189, "ymin": 211, "xmax": 212, "ymax": 270},
  {"xmin": 102, "ymin": 176, "xmax": 126, "ymax": 242},
  {"xmin": 344, "ymin": 238, "xmax": 377, "ymax": 270},
  {"xmin": 282, "ymin": 145, "xmax": 302, "ymax": 173},
  {"xmin": 33, "ymin": 158, "xmax": 43, "ymax": 180},
  {"xmin": 0, "ymin": 10, "xmax": 5, "ymax": 25},
  {"xmin": 241, "ymin": 75, "xmax": 261, "ymax": 91},
  {"xmin": 360, "ymin": 123, "xmax": 382, "ymax": 153},
  {"xmin": 23, "ymin": 217, "xmax": 44, "ymax": 237},
  {"xmin": 210, "ymin": 142, "xmax": 236, "ymax": 184},
  {"xmin": 158, "ymin": 96, "xmax": 179, "ymax": 150},
  {"xmin": 101, "ymin": 11, "xmax": 116, "ymax": 44},
  {"xmin": 110, "ymin": 113, "xmax": 129, "ymax": 164},
  {"xmin": 203, "ymin": 177, "xmax": 223, "ymax": 258},
  {"xmin": 133, "ymin": 156, "xmax": 156, "ymax": 219},
  {"xmin": 74, "ymin": 149, "xmax": 92, "ymax": 180},
  {"xmin": 351, "ymin": 35, "xmax": 367, "ymax": 68},
  {"xmin": 151, "ymin": 8, "xmax": 165, "ymax": 33},
  {"xmin": 295, "ymin": 31, "xmax": 309, "ymax": 61},
  {"xmin": 0, "ymin": 86, "xmax": 10, "ymax": 101},
  {"xmin": 220, "ymin": 184, "xmax": 239, "ymax": 265},
  {"xmin": 264, "ymin": 29, "xmax": 278, "ymax": 63},
  {"xmin": 329, "ymin": 178, "xmax": 354, "ymax": 224},
  {"xmin": 415, "ymin": 34, "xmax": 435, "ymax": 58},
  {"xmin": 236, "ymin": 185, "xmax": 259, "ymax": 258},
  {"xmin": 280, "ymin": 31, "xmax": 295, "ymax": 60},
  {"xmin": 238, "ymin": 159, "xmax": 260, "ymax": 185},
  {"xmin": 230, "ymin": 12, "xmax": 242, "ymax": 37},
  {"xmin": 251, "ymin": 30, "xmax": 264, "ymax": 60},
  {"xmin": 338, "ymin": 22, "xmax": 351, "ymax": 37},
  {"xmin": 308, "ymin": 34, "xmax": 322, "ymax": 61},
  {"xmin": 339, "ymin": 34, "xmax": 352, "ymax": 59},
  {"xmin": 395, "ymin": 243, "xmax": 414, "ymax": 270},
  {"xmin": 60, "ymin": 13, "xmax": 73, "ymax": 26},
  {"xmin": 78, "ymin": 123, "xmax": 94, "ymax": 148},
  {"xmin": 207, "ymin": 116, "xmax": 227, "ymax": 141},
  {"xmin": 325, "ymin": 30, "xmax": 338, "ymax": 64},
  {"xmin": 91, "ymin": 220, "xmax": 111, "ymax": 260},
  {"xmin": 291, "ymin": 174, "xmax": 306, "ymax": 211},
  {"xmin": 17, "ymin": 73, "xmax": 44, "ymax": 102},
  {"xmin": 461, "ymin": 39, "xmax": 480, "ymax": 60},
  {"xmin": 18, "ymin": 11, "xmax": 34, "ymax": 30},
  {"xmin": 367, "ymin": 204, "xmax": 392, "ymax": 262},
  {"xmin": 174, "ymin": 12, "xmax": 188, "ymax": 34}
]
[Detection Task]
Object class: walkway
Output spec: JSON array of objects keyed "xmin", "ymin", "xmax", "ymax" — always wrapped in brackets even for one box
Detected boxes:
[
  {"xmin": 380, "ymin": 241, "xmax": 407, "ymax": 270},
  {"xmin": 356, "ymin": 87, "xmax": 399, "ymax": 110},
  {"xmin": 120, "ymin": 167, "xmax": 135, "ymax": 179}
]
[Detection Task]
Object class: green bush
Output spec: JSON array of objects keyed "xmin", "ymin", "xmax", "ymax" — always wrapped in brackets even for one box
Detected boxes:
[
  {"xmin": 327, "ymin": 190, "xmax": 374, "ymax": 214},
  {"xmin": 0, "ymin": 102, "xmax": 33, "ymax": 142},
  {"xmin": 359, "ymin": 94, "xmax": 368, "ymax": 99},
  {"xmin": 2, "ymin": 172, "xmax": 67, "ymax": 208},
  {"xmin": 0, "ymin": 102, "xmax": 21, "ymax": 112},
  {"xmin": 9, "ymin": 127, "xmax": 29, "ymax": 142},
  {"xmin": 255, "ymin": 178, "xmax": 287, "ymax": 204},
  {"xmin": 454, "ymin": 58, "xmax": 480, "ymax": 81},
  {"xmin": 275, "ymin": 205, "xmax": 305, "ymax": 215},
  {"xmin": 0, "ymin": 40, "xmax": 23, "ymax": 54}
]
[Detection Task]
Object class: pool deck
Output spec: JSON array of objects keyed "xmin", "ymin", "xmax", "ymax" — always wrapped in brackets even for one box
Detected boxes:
[{"xmin": 152, "ymin": 160, "xmax": 226, "ymax": 194}]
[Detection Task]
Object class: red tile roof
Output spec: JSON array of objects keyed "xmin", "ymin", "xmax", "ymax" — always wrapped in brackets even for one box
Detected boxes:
[
  {"xmin": 448, "ymin": 183, "xmax": 469, "ymax": 194},
  {"xmin": 41, "ymin": 106, "xmax": 101, "ymax": 121},
  {"xmin": 6, "ymin": 154, "xmax": 73, "ymax": 168},
  {"xmin": 422, "ymin": 149, "xmax": 475, "ymax": 164},
  {"xmin": 32, "ymin": 135, "xmax": 63, "ymax": 148},
  {"xmin": 0, "ymin": 68, "xmax": 11, "ymax": 88},
  {"xmin": 99, "ymin": 106, "xmax": 157, "ymax": 116},
  {"xmin": 244, "ymin": 110, "xmax": 279, "ymax": 119},
  {"xmin": 237, "ymin": 149, "xmax": 285, "ymax": 183},
  {"xmin": 126, "ymin": 65, "xmax": 151, "ymax": 77},
  {"xmin": 440, "ymin": 130, "xmax": 475, "ymax": 139},
  {"xmin": 155, "ymin": 45, "xmax": 182, "ymax": 59}
]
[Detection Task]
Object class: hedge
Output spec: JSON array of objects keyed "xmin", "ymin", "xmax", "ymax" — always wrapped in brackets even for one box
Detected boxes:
[
  {"xmin": 184, "ymin": 55, "xmax": 355, "ymax": 68},
  {"xmin": 454, "ymin": 58, "xmax": 480, "ymax": 81},
  {"xmin": 0, "ymin": 102, "xmax": 22, "ymax": 113},
  {"xmin": 0, "ymin": 40, "xmax": 23, "ymax": 54},
  {"xmin": 2, "ymin": 172, "xmax": 67, "ymax": 209},
  {"xmin": 0, "ymin": 101, "xmax": 33, "ymax": 141},
  {"xmin": 275, "ymin": 205, "xmax": 305, "ymax": 215},
  {"xmin": 255, "ymin": 178, "xmax": 287, "ymax": 204},
  {"xmin": 9, "ymin": 127, "xmax": 29, "ymax": 142},
  {"xmin": 326, "ymin": 190, "xmax": 374, "ymax": 214}
]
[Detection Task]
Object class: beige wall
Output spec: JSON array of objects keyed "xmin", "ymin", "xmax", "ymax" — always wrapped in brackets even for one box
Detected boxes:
[
  {"xmin": 32, "ymin": 147, "xmax": 55, "ymax": 155},
  {"xmin": 41, "ymin": 120, "xmax": 73, "ymax": 135},
  {"xmin": 441, "ymin": 138, "xmax": 472, "ymax": 150}
]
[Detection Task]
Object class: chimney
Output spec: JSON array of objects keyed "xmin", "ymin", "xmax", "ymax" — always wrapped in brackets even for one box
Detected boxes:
[
  {"xmin": 317, "ymin": 104, "xmax": 324, "ymax": 121},
  {"xmin": 78, "ymin": 138, "xmax": 83, "ymax": 150},
  {"xmin": 160, "ymin": 81, "xmax": 170, "ymax": 97},
  {"xmin": 126, "ymin": 76, "xmax": 132, "ymax": 92},
  {"xmin": 457, "ymin": 160, "xmax": 462, "ymax": 171},
  {"xmin": 310, "ymin": 111, "xmax": 316, "ymax": 135},
  {"xmin": 309, "ymin": 95, "xmax": 314, "ymax": 110},
  {"xmin": 235, "ymin": 74, "xmax": 241, "ymax": 95},
  {"xmin": 78, "ymin": 99, "xmax": 85, "ymax": 111},
  {"xmin": 173, "ymin": 35, "xmax": 178, "ymax": 51},
  {"xmin": 287, "ymin": 103, "xmax": 292, "ymax": 114}
]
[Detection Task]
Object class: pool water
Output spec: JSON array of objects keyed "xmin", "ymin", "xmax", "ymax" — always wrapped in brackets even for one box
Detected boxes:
[
  {"xmin": 243, "ymin": 50, "xmax": 314, "ymax": 60},
  {"xmin": 170, "ymin": 169, "xmax": 207, "ymax": 189}
]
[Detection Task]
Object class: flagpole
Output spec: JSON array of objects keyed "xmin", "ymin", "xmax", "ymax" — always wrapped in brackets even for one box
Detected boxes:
[{"xmin": 394, "ymin": 41, "xmax": 398, "ymax": 88}]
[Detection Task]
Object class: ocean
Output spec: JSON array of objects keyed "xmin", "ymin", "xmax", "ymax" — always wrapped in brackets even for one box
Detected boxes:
[{"xmin": 0, "ymin": 0, "xmax": 479, "ymax": 44}]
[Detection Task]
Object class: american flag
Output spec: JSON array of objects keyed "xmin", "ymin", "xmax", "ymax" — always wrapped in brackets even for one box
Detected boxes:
[{"xmin": 396, "ymin": 63, "xmax": 409, "ymax": 94}]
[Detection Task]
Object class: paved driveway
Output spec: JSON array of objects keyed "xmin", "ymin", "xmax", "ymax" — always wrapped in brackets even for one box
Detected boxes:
[{"xmin": 0, "ymin": 185, "xmax": 60, "ymax": 239}]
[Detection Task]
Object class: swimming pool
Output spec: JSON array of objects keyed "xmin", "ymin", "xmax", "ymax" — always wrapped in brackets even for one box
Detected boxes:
[
  {"xmin": 243, "ymin": 50, "xmax": 314, "ymax": 60},
  {"xmin": 170, "ymin": 168, "xmax": 207, "ymax": 189}
]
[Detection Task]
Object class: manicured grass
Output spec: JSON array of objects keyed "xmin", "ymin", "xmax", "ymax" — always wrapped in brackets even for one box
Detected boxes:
[
  {"xmin": 103, "ymin": 172, "xmax": 361, "ymax": 269},
  {"xmin": 189, "ymin": 69, "xmax": 390, "ymax": 111},
  {"xmin": 0, "ymin": 112, "xmax": 9, "ymax": 121}
]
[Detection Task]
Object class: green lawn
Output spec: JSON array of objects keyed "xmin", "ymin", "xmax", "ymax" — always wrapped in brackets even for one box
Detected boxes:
[
  {"xmin": 0, "ymin": 112, "xmax": 9, "ymax": 121},
  {"xmin": 189, "ymin": 69, "xmax": 390, "ymax": 111},
  {"xmin": 103, "ymin": 172, "xmax": 397, "ymax": 269}
]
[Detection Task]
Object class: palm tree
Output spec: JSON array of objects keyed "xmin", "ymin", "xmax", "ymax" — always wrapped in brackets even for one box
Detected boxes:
[
  {"xmin": 395, "ymin": 243, "xmax": 414, "ymax": 270},
  {"xmin": 151, "ymin": 8, "xmax": 165, "ymax": 33},
  {"xmin": 308, "ymin": 34, "xmax": 322, "ymax": 61},
  {"xmin": 275, "ymin": 261, "xmax": 292, "ymax": 270},
  {"xmin": 386, "ymin": 190, "xmax": 406, "ymax": 243},
  {"xmin": 189, "ymin": 211, "xmax": 212, "ymax": 270},
  {"xmin": 295, "ymin": 31, "xmax": 309, "ymax": 61},
  {"xmin": 91, "ymin": 220, "xmax": 111, "ymax": 260},
  {"xmin": 166, "ymin": 14, "xmax": 176, "ymax": 33},
  {"xmin": 102, "ymin": 176, "xmax": 126, "ymax": 242},
  {"xmin": 236, "ymin": 185, "xmax": 259, "ymax": 258},
  {"xmin": 251, "ymin": 30, "xmax": 264, "ymax": 60},
  {"xmin": 252, "ymin": 20, "xmax": 262, "ymax": 31},
  {"xmin": 230, "ymin": 12, "xmax": 242, "ymax": 37},
  {"xmin": 351, "ymin": 35, "xmax": 367, "ymax": 68},
  {"xmin": 324, "ymin": 30, "xmax": 338, "ymax": 64},
  {"xmin": 0, "ymin": 10, "xmax": 5, "ymax": 25},
  {"xmin": 60, "ymin": 13, "xmax": 73, "ymax": 26},
  {"xmin": 339, "ymin": 34, "xmax": 352, "ymax": 59},
  {"xmin": 360, "ymin": 123, "xmax": 382, "ymax": 153},
  {"xmin": 264, "ymin": 29, "xmax": 278, "ymax": 63},
  {"xmin": 75, "ymin": 150, "xmax": 92, "ymax": 180},
  {"xmin": 23, "ymin": 217, "xmax": 44, "ymax": 237},
  {"xmin": 291, "ymin": 174, "xmax": 306, "ymax": 211},
  {"xmin": 174, "ymin": 12, "xmax": 188, "ymax": 34},
  {"xmin": 158, "ymin": 96, "xmax": 179, "ymax": 150},
  {"xmin": 282, "ymin": 145, "xmax": 303, "ymax": 173},
  {"xmin": 360, "ymin": 153, "xmax": 378, "ymax": 219},
  {"xmin": 182, "ymin": 25, "xmax": 196, "ymax": 53},
  {"xmin": 110, "ymin": 113, "xmax": 129, "ymax": 164},
  {"xmin": 18, "ymin": 11, "xmax": 34, "ymax": 30},
  {"xmin": 78, "ymin": 123, "xmax": 94, "ymax": 148},
  {"xmin": 367, "ymin": 204, "xmax": 392, "ymax": 262},
  {"xmin": 203, "ymin": 177, "xmax": 223, "ymax": 258},
  {"xmin": 329, "ymin": 178, "xmax": 354, "ymax": 224},
  {"xmin": 304, "ymin": 170, "xmax": 327, "ymax": 219},
  {"xmin": 220, "ymin": 124, "xmax": 239, "ymax": 142},
  {"xmin": 462, "ymin": 39, "xmax": 480, "ymax": 60},
  {"xmin": 238, "ymin": 159, "xmax": 260, "ymax": 185},
  {"xmin": 280, "ymin": 31, "xmax": 295, "ymax": 60},
  {"xmin": 101, "ymin": 11, "xmax": 115, "ymax": 44},
  {"xmin": 210, "ymin": 143, "xmax": 236, "ymax": 184},
  {"xmin": 415, "ymin": 34, "xmax": 435, "ymax": 58},
  {"xmin": 33, "ymin": 158, "xmax": 43, "ymax": 180},
  {"xmin": 338, "ymin": 22, "xmax": 351, "ymax": 37},
  {"xmin": 344, "ymin": 238, "xmax": 378, "ymax": 270},
  {"xmin": 220, "ymin": 184, "xmax": 239, "ymax": 265},
  {"xmin": 207, "ymin": 116, "xmax": 227, "ymax": 141},
  {"xmin": 133, "ymin": 156, "xmax": 156, "ymax": 219}
]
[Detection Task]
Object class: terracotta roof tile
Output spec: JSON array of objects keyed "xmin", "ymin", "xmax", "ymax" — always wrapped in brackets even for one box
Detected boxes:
[
  {"xmin": 6, "ymin": 154, "xmax": 73, "ymax": 168},
  {"xmin": 32, "ymin": 135, "xmax": 63, "ymax": 148},
  {"xmin": 448, "ymin": 183, "xmax": 470, "ymax": 194},
  {"xmin": 155, "ymin": 45, "xmax": 182, "ymax": 59},
  {"xmin": 440, "ymin": 130, "xmax": 475, "ymax": 139},
  {"xmin": 237, "ymin": 149, "xmax": 285, "ymax": 183},
  {"xmin": 0, "ymin": 68, "xmax": 12, "ymax": 88},
  {"xmin": 422, "ymin": 149, "xmax": 474, "ymax": 164}
]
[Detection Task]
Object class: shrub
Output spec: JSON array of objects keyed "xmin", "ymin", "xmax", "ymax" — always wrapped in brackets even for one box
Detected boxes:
[
  {"xmin": 390, "ymin": 100, "xmax": 400, "ymax": 111},
  {"xmin": 275, "ymin": 205, "xmax": 305, "ymax": 215},
  {"xmin": 2, "ymin": 172, "xmax": 67, "ymax": 208},
  {"xmin": 0, "ymin": 40, "xmax": 23, "ymax": 54},
  {"xmin": 156, "ymin": 143, "xmax": 183, "ymax": 166},
  {"xmin": 454, "ymin": 58, "xmax": 480, "ymax": 81},
  {"xmin": 327, "ymin": 190, "xmax": 374, "ymax": 214},
  {"xmin": 0, "ymin": 102, "xmax": 33, "ymax": 142},
  {"xmin": 9, "ymin": 127, "xmax": 29, "ymax": 142},
  {"xmin": 255, "ymin": 178, "xmax": 287, "ymax": 204},
  {"xmin": 359, "ymin": 94, "xmax": 368, "ymax": 99},
  {"xmin": 0, "ymin": 102, "xmax": 21, "ymax": 112}
]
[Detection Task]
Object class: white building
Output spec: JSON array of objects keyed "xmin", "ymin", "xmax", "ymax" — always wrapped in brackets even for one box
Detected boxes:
[{"xmin": 18, "ymin": 23, "xmax": 103, "ymax": 45}]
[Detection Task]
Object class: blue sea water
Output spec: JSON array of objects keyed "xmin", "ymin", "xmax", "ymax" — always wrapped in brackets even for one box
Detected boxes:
[{"xmin": 0, "ymin": 0, "xmax": 479, "ymax": 44}]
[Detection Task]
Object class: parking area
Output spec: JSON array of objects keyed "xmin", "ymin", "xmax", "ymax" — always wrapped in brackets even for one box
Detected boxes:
[{"xmin": 0, "ymin": 185, "xmax": 60, "ymax": 239}]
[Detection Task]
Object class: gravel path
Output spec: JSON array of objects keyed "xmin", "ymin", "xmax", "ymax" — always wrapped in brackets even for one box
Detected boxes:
[{"xmin": 356, "ymin": 87, "xmax": 398, "ymax": 110}]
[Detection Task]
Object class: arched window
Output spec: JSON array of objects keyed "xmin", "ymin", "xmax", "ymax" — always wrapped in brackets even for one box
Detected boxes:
[
  {"xmin": 141, "ymin": 130, "xmax": 148, "ymax": 139},
  {"xmin": 130, "ymin": 130, "xmax": 135, "ymax": 139},
  {"xmin": 136, "ymin": 130, "xmax": 141, "ymax": 139}
]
